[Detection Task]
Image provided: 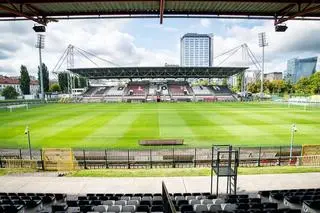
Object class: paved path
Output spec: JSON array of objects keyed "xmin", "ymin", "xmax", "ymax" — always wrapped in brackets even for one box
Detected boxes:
[{"xmin": 0, "ymin": 173, "xmax": 319, "ymax": 194}]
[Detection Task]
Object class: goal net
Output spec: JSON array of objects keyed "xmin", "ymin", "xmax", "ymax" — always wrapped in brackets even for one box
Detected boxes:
[{"xmin": 7, "ymin": 104, "xmax": 29, "ymax": 112}]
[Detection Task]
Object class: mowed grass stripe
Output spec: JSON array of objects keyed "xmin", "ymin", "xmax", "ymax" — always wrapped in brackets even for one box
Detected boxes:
[
  {"xmin": 0, "ymin": 106, "xmax": 98, "ymax": 148},
  {"xmin": 83, "ymin": 110, "xmax": 140, "ymax": 149},
  {"xmin": 158, "ymin": 106, "xmax": 194, "ymax": 140},
  {"xmin": 176, "ymin": 104, "xmax": 230, "ymax": 145},
  {"xmin": 40, "ymin": 104, "xmax": 133, "ymax": 149},
  {"xmin": 116, "ymin": 108, "xmax": 159, "ymax": 148}
]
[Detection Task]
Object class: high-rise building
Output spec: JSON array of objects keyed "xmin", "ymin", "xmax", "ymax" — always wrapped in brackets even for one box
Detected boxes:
[
  {"xmin": 180, "ymin": 33, "xmax": 213, "ymax": 67},
  {"xmin": 264, "ymin": 72, "xmax": 283, "ymax": 81},
  {"xmin": 284, "ymin": 57, "xmax": 318, "ymax": 83}
]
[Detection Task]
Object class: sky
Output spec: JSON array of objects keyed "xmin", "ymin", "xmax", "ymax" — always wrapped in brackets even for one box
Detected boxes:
[{"xmin": 0, "ymin": 17, "xmax": 320, "ymax": 78}]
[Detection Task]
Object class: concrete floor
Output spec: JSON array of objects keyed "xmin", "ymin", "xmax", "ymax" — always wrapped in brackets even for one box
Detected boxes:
[{"xmin": 0, "ymin": 173, "xmax": 320, "ymax": 194}]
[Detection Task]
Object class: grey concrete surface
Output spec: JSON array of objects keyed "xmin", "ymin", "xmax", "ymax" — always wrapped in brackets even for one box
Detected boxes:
[{"xmin": 0, "ymin": 173, "xmax": 319, "ymax": 194}]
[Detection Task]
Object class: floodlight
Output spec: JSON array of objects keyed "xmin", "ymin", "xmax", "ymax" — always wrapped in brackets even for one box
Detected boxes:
[
  {"xmin": 275, "ymin": 24, "xmax": 288, "ymax": 32},
  {"xmin": 33, "ymin": 25, "xmax": 46, "ymax": 33}
]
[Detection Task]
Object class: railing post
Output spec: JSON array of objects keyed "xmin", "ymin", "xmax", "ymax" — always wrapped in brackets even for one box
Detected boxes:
[
  {"xmin": 105, "ymin": 149, "xmax": 108, "ymax": 169},
  {"xmin": 40, "ymin": 149, "xmax": 44, "ymax": 170},
  {"xmin": 19, "ymin": 149, "xmax": 22, "ymax": 168},
  {"xmin": 258, "ymin": 147, "xmax": 261, "ymax": 167},
  {"xmin": 194, "ymin": 148, "xmax": 197, "ymax": 168},
  {"xmin": 172, "ymin": 148, "xmax": 175, "ymax": 168},
  {"xmin": 278, "ymin": 146, "xmax": 282, "ymax": 166},
  {"xmin": 128, "ymin": 150, "xmax": 130, "ymax": 169},
  {"xmin": 238, "ymin": 147, "xmax": 241, "ymax": 166},
  {"xmin": 83, "ymin": 149, "xmax": 87, "ymax": 169},
  {"xmin": 0, "ymin": 155, "xmax": 2, "ymax": 168},
  {"xmin": 150, "ymin": 149, "xmax": 152, "ymax": 169}
]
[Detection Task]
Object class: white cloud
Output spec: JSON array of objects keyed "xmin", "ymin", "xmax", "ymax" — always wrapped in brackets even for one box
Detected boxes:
[{"xmin": 200, "ymin": 19, "xmax": 211, "ymax": 28}]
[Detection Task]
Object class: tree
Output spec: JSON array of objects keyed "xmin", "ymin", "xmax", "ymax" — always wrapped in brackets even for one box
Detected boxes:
[
  {"xmin": 20, "ymin": 65, "xmax": 30, "ymax": 95},
  {"xmin": 247, "ymin": 82, "xmax": 259, "ymax": 93},
  {"xmin": 295, "ymin": 77, "xmax": 311, "ymax": 94},
  {"xmin": 236, "ymin": 73, "xmax": 244, "ymax": 92},
  {"xmin": 222, "ymin": 78, "xmax": 228, "ymax": 86},
  {"xmin": 38, "ymin": 63, "xmax": 49, "ymax": 93},
  {"xmin": 79, "ymin": 77, "xmax": 87, "ymax": 88},
  {"xmin": 58, "ymin": 72, "xmax": 68, "ymax": 93},
  {"xmin": 1, "ymin": 86, "xmax": 19, "ymax": 99},
  {"xmin": 74, "ymin": 76, "xmax": 79, "ymax": 88},
  {"xmin": 309, "ymin": 72, "xmax": 320, "ymax": 94},
  {"xmin": 49, "ymin": 83, "xmax": 61, "ymax": 92}
]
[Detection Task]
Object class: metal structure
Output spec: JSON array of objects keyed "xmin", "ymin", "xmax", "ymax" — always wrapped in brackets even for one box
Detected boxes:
[
  {"xmin": 24, "ymin": 126, "xmax": 32, "ymax": 160},
  {"xmin": 0, "ymin": 0, "xmax": 320, "ymax": 25},
  {"xmin": 69, "ymin": 66, "xmax": 247, "ymax": 79},
  {"xmin": 258, "ymin": 32, "xmax": 268, "ymax": 97},
  {"xmin": 210, "ymin": 145, "xmax": 239, "ymax": 196},
  {"xmin": 290, "ymin": 124, "xmax": 297, "ymax": 160},
  {"xmin": 214, "ymin": 43, "xmax": 262, "ymax": 91},
  {"xmin": 52, "ymin": 44, "xmax": 120, "ymax": 94},
  {"xmin": 35, "ymin": 34, "xmax": 45, "ymax": 101}
]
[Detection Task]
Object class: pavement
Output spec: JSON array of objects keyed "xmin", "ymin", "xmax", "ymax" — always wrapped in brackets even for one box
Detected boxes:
[{"xmin": 0, "ymin": 173, "xmax": 320, "ymax": 194}]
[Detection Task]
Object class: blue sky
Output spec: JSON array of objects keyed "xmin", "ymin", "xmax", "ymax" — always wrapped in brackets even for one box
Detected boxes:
[{"xmin": 0, "ymin": 17, "xmax": 319, "ymax": 77}]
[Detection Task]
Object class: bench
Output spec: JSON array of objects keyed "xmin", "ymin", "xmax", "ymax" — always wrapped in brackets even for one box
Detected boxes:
[{"xmin": 139, "ymin": 139, "xmax": 184, "ymax": 146}]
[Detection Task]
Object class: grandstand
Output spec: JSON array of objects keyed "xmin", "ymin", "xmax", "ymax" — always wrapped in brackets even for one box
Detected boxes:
[{"xmin": 68, "ymin": 66, "xmax": 244, "ymax": 103}]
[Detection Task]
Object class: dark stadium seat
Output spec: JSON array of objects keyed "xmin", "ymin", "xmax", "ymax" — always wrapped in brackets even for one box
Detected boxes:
[
  {"xmin": 136, "ymin": 205, "xmax": 150, "ymax": 213},
  {"xmin": 180, "ymin": 204, "xmax": 194, "ymax": 213}
]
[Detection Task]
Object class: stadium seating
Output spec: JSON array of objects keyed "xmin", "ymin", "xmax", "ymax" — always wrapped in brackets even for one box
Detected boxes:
[
  {"xmin": 105, "ymin": 86, "xmax": 125, "ymax": 96},
  {"xmin": 1, "ymin": 189, "xmax": 319, "ymax": 213},
  {"xmin": 192, "ymin": 86, "xmax": 213, "ymax": 96},
  {"xmin": 93, "ymin": 87, "xmax": 110, "ymax": 97}
]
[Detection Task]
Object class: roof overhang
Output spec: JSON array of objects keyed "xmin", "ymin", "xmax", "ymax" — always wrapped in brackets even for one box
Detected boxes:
[
  {"xmin": 0, "ymin": 0, "xmax": 320, "ymax": 25},
  {"xmin": 68, "ymin": 66, "xmax": 248, "ymax": 79}
]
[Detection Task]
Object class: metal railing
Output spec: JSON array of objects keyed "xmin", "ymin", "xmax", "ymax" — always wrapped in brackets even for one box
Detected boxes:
[{"xmin": 0, "ymin": 145, "xmax": 314, "ymax": 170}]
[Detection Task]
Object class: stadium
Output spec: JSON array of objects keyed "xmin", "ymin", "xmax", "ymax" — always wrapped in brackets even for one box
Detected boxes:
[{"xmin": 1, "ymin": 0, "xmax": 320, "ymax": 213}]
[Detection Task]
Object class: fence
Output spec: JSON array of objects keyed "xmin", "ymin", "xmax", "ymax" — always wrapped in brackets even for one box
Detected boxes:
[{"xmin": 0, "ymin": 146, "xmax": 312, "ymax": 170}]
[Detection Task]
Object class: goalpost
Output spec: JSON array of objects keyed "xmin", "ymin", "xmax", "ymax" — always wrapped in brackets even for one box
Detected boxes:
[{"xmin": 7, "ymin": 104, "xmax": 29, "ymax": 112}]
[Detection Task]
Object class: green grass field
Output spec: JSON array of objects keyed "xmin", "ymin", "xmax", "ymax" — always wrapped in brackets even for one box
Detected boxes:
[{"xmin": 1, "ymin": 102, "xmax": 319, "ymax": 149}]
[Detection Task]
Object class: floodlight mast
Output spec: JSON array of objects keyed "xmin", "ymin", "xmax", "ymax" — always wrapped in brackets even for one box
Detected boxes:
[
  {"xmin": 258, "ymin": 32, "xmax": 268, "ymax": 98},
  {"xmin": 35, "ymin": 34, "xmax": 45, "ymax": 101}
]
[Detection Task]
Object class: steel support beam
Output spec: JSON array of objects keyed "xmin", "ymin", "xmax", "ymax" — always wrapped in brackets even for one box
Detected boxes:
[
  {"xmin": 0, "ymin": 0, "xmax": 320, "ymax": 3},
  {"xmin": 159, "ymin": 0, "xmax": 165, "ymax": 24},
  {"xmin": 275, "ymin": 4, "xmax": 320, "ymax": 25},
  {"xmin": 0, "ymin": 4, "xmax": 46, "ymax": 24}
]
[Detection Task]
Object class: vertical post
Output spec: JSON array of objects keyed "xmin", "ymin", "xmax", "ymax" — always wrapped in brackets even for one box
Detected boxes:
[
  {"xmin": 105, "ymin": 149, "xmax": 108, "ymax": 169},
  {"xmin": 210, "ymin": 146, "xmax": 214, "ymax": 194},
  {"xmin": 238, "ymin": 147, "xmax": 241, "ymax": 166},
  {"xmin": 150, "ymin": 149, "xmax": 152, "ymax": 169},
  {"xmin": 258, "ymin": 147, "xmax": 261, "ymax": 167},
  {"xmin": 40, "ymin": 149, "xmax": 44, "ymax": 170},
  {"xmin": 278, "ymin": 146, "xmax": 281, "ymax": 166},
  {"xmin": 19, "ymin": 149, "xmax": 22, "ymax": 168},
  {"xmin": 27, "ymin": 128, "xmax": 32, "ymax": 160},
  {"xmin": 39, "ymin": 46, "xmax": 44, "ymax": 101},
  {"xmin": 172, "ymin": 147, "xmax": 175, "ymax": 168},
  {"xmin": 83, "ymin": 149, "xmax": 87, "ymax": 169},
  {"xmin": 0, "ymin": 155, "xmax": 2, "ymax": 168},
  {"xmin": 290, "ymin": 126, "xmax": 295, "ymax": 161},
  {"xmin": 194, "ymin": 148, "xmax": 197, "ymax": 168},
  {"xmin": 261, "ymin": 45, "xmax": 264, "ymax": 97},
  {"xmin": 128, "ymin": 150, "xmax": 130, "ymax": 169}
]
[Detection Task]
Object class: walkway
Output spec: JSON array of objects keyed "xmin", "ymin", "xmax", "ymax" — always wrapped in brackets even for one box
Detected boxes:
[{"xmin": 0, "ymin": 173, "xmax": 319, "ymax": 194}]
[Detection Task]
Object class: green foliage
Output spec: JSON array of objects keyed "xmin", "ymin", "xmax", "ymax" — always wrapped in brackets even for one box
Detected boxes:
[
  {"xmin": 309, "ymin": 72, "xmax": 320, "ymax": 94},
  {"xmin": 1, "ymin": 86, "xmax": 19, "ymax": 99},
  {"xmin": 38, "ymin": 63, "xmax": 50, "ymax": 92},
  {"xmin": 74, "ymin": 77, "xmax": 79, "ymax": 88},
  {"xmin": 295, "ymin": 77, "xmax": 311, "ymax": 94},
  {"xmin": 236, "ymin": 72, "xmax": 244, "ymax": 92},
  {"xmin": 247, "ymin": 79, "xmax": 293, "ymax": 94},
  {"xmin": 49, "ymin": 83, "xmax": 61, "ymax": 92},
  {"xmin": 19, "ymin": 65, "xmax": 30, "ymax": 95},
  {"xmin": 79, "ymin": 77, "xmax": 87, "ymax": 88},
  {"xmin": 58, "ymin": 72, "xmax": 68, "ymax": 93},
  {"xmin": 222, "ymin": 78, "xmax": 228, "ymax": 86}
]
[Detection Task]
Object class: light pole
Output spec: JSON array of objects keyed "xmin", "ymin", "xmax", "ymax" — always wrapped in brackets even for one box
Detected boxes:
[
  {"xmin": 289, "ymin": 124, "xmax": 297, "ymax": 161},
  {"xmin": 25, "ymin": 126, "xmax": 32, "ymax": 160},
  {"xmin": 258, "ymin": 32, "xmax": 268, "ymax": 98},
  {"xmin": 35, "ymin": 34, "xmax": 45, "ymax": 101}
]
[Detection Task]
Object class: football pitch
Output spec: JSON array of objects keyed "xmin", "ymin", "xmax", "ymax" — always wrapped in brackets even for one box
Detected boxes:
[{"xmin": 0, "ymin": 102, "xmax": 319, "ymax": 149}]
